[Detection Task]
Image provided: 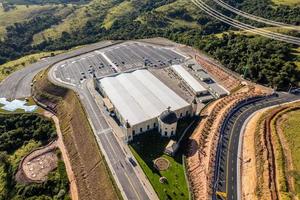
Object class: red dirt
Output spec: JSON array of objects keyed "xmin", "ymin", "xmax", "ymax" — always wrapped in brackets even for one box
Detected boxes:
[{"xmin": 187, "ymin": 85, "xmax": 267, "ymax": 200}]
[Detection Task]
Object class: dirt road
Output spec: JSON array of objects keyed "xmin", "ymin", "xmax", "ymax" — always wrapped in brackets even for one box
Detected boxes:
[{"xmin": 43, "ymin": 111, "xmax": 79, "ymax": 200}]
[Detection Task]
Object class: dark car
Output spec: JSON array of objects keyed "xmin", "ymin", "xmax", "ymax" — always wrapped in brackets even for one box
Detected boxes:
[{"xmin": 128, "ymin": 157, "xmax": 137, "ymax": 167}]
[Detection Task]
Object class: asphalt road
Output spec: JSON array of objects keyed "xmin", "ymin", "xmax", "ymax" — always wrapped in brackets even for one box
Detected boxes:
[
  {"xmin": 48, "ymin": 65, "xmax": 153, "ymax": 200},
  {"xmin": 0, "ymin": 40, "xmax": 118, "ymax": 99},
  {"xmin": 0, "ymin": 40, "xmax": 157, "ymax": 200},
  {"xmin": 44, "ymin": 41, "xmax": 191, "ymax": 200},
  {"xmin": 213, "ymin": 93, "xmax": 300, "ymax": 200}
]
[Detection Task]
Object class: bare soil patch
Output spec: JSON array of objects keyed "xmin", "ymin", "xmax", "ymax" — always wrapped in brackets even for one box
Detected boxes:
[
  {"xmin": 154, "ymin": 157, "xmax": 170, "ymax": 171},
  {"xmin": 16, "ymin": 141, "xmax": 58, "ymax": 183},
  {"xmin": 241, "ymin": 111, "xmax": 263, "ymax": 200}
]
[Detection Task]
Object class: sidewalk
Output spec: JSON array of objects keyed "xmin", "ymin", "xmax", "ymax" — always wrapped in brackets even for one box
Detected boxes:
[{"xmin": 86, "ymin": 80, "xmax": 159, "ymax": 200}]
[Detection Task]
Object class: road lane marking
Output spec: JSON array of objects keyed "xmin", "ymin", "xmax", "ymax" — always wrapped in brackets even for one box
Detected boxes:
[
  {"xmin": 225, "ymin": 97, "xmax": 288, "ymax": 198},
  {"xmin": 104, "ymin": 133, "xmax": 141, "ymax": 200}
]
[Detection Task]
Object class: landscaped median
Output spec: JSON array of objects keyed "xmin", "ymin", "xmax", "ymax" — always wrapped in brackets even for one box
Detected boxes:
[{"xmin": 129, "ymin": 118, "xmax": 195, "ymax": 200}]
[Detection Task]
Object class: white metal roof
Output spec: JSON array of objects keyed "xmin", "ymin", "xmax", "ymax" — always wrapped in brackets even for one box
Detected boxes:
[
  {"xmin": 99, "ymin": 69, "xmax": 190, "ymax": 126},
  {"xmin": 171, "ymin": 65, "xmax": 207, "ymax": 94}
]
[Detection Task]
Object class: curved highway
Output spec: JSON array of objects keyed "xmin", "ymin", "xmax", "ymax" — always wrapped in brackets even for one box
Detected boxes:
[
  {"xmin": 212, "ymin": 0, "xmax": 300, "ymax": 31},
  {"xmin": 191, "ymin": 0, "xmax": 300, "ymax": 45},
  {"xmin": 0, "ymin": 40, "xmax": 119, "ymax": 99},
  {"xmin": 0, "ymin": 40, "xmax": 157, "ymax": 200},
  {"xmin": 213, "ymin": 93, "xmax": 300, "ymax": 200}
]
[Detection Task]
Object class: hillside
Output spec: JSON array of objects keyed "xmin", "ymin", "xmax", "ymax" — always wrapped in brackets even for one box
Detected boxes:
[
  {"xmin": 272, "ymin": 0, "xmax": 300, "ymax": 5},
  {"xmin": 0, "ymin": 0, "xmax": 299, "ymax": 89}
]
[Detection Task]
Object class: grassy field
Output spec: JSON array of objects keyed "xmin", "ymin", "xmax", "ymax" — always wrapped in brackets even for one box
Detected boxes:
[
  {"xmin": 281, "ymin": 109, "xmax": 300, "ymax": 196},
  {"xmin": 0, "ymin": 50, "xmax": 64, "ymax": 82},
  {"xmin": 129, "ymin": 131, "xmax": 189, "ymax": 200},
  {"xmin": 154, "ymin": 0, "xmax": 201, "ymax": 29},
  {"xmin": 32, "ymin": 0, "xmax": 116, "ymax": 44},
  {"xmin": 271, "ymin": 113, "xmax": 289, "ymax": 199},
  {"xmin": 33, "ymin": 0, "xmax": 202, "ymax": 44},
  {"xmin": 272, "ymin": 0, "xmax": 300, "ymax": 5},
  {"xmin": 32, "ymin": 4, "xmax": 89, "ymax": 44},
  {"xmin": 215, "ymin": 26, "xmax": 300, "ymax": 38},
  {"xmin": 103, "ymin": 1, "xmax": 134, "ymax": 29},
  {"xmin": 0, "ymin": 164, "xmax": 7, "ymax": 199},
  {"xmin": 0, "ymin": 4, "xmax": 63, "ymax": 39}
]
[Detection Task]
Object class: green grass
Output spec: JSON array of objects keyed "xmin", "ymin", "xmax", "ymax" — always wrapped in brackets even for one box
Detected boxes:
[
  {"xmin": 281, "ymin": 109, "xmax": 300, "ymax": 197},
  {"xmin": 8, "ymin": 140, "xmax": 41, "ymax": 171},
  {"xmin": 215, "ymin": 26, "xmax": 300, "ymax": 38},
  {"xmin": 0, "ymin": 164, "xmax": 8, "ymax": 199},
  {"xmin": 32, "ymin": 0, "xmax": 116, "ymax": 44},
  {"xmin": 32, "ymin": 4, "xmax": 90, "ymax": 44},
  {"xmin": 129, "ymin": 131, "xmax": 189, "ymax": 200},
  {"xmin": 271, "ymin": 116, "xmax": 289, "ymax": 199},
  {"xmin": 0, "ymin": 4, "xmax": 62, "ymax": 39},
  {"xmin": 103, "ymin": 1, "xmax": 134, "ymax": 29},
  {"xmin": 272, "ymin": 0, "xmax": 300, "ymax": 6},
  {"xmin": 0, "ymin": 50, "xmax": 64, "ymax": 82},
  {"xmin": 34, "ymin": 0, "xmax": 202, "ymax": 44}
]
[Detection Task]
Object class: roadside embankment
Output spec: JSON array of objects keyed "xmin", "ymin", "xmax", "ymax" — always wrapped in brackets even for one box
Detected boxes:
[
  {"xmin": 187, "ymin": 85, "xmax": 268, "ymax": 200},
  {"xmin": 43, "ymin": 111, "xmax": 79, "ymax": 200},
  {"xmin": 32, "ymin": 70, "xmax": 121, "ymax": 200},
  {"xmin": 241, "ymin": 101, "xmax": 300, "ymax": 200}
]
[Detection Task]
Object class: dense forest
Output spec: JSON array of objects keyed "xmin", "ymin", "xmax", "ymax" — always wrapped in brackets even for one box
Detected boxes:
[
  {"xmin": 3, "ymin": 0, "xmax": 89, "ymax": 5},
  {"xmin": 0, "ymin": 114, "xmax": 70, "ymax": 200},
  {"xmin": 198, "ymin": 34, "xmax": 299, "ymax": 89},
  {"xmin": 0, "ymin": 0, "xmax": 299, "ymax": 89},
  {"xmin": 229, "ymin": 0, "xmax": 300, "ymax": 25}
]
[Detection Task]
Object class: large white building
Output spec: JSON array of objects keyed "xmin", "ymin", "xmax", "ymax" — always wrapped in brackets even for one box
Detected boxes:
[
  {"xmin": 171, "ymin": 65, "xmax": 208, "ymax": 96},
  {"xmin": 96, "ymin": 69, "xmax": 196, "ymax": 142}
]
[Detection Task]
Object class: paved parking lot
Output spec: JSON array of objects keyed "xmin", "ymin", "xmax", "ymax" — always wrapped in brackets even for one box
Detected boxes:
[
  {"xmin": 103, "ymin": 42, "xmax": 186, "ymax": 70},
  {"xmin": 53, "ymin": 42, "xmax": 187, "ymax": 86},
  {"xmin": 54, "ymin": 52, "xmax": 115, "ymax": 86}
]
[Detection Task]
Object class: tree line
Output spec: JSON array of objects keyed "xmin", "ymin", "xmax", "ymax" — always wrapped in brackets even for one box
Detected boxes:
[{"xmin": 0, "ymin": 0, "xmax": 299, "ymax": 90}]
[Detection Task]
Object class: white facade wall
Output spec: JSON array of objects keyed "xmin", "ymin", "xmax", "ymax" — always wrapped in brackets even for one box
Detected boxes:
[
  {"xmin": 158, "ymin": 118, "xmax": 177, "ymax": 137},
  {"xmin": 125, "ymin": 105, "xmax": 192, "ymax": 142}
]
